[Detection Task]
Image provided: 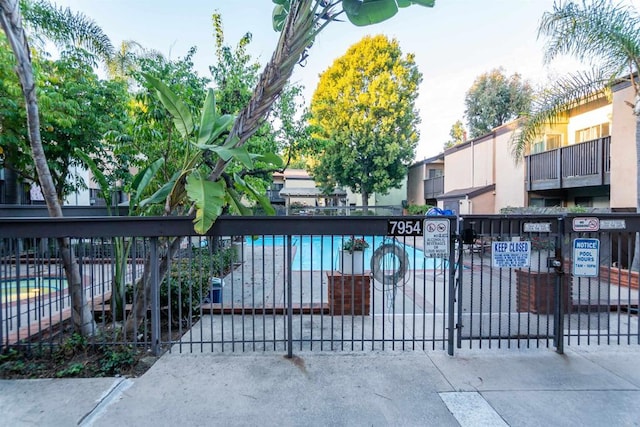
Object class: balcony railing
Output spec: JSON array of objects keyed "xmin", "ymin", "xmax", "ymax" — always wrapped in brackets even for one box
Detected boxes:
[
  {"xmin": 424, "ymin": 175, "xmax": 444, "ymax": 199},
  {"xmin": 525, "ymin": 136, "xmax": 611, "ymax": 191}
]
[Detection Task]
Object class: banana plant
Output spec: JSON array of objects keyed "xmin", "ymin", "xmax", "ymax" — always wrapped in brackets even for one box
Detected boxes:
[
  {"xmin": 142, "ymin": 73, "xmax": 282, "ymax": 233},
  {"xmin": 76, "ymin": 149, "xmax": 164, "ymax": 320},
  {"xmin": 273, "ymin": 0, "xmax": 435, "ymax": 31}
]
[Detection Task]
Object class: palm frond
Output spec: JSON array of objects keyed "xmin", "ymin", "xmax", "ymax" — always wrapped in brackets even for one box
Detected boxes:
[
  {"xmin": 22, "ymin": 0, "xmax": 114, "ymax": 61},
  {"xmin": 511, "ymin": 67, "xmax": 611, "ymax": 160},
  {"xmin": 539, "ymin": 0, "xmax": 640, "ymax": 72}
]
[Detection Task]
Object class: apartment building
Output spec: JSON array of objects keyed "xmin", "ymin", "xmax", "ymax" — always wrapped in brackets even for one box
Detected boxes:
[{"xmin": 408, "ymin": 81, "xmax": 636, "ymax": 214}]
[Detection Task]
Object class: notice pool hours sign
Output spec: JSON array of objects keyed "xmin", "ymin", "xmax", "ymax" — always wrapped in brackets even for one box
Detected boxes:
[
  {"xmin": 492, "ymin": 241, "xmax": 531, "ymax": 268},
  {"xmin": 572, "ymin": 238, "xmax": 599, "ymax": 277}
]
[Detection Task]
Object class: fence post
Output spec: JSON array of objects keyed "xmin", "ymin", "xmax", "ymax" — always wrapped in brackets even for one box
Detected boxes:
[
  {"xmin": 447, "ymin": 217, "xmax": 457, "ymax": 356},
  {"xmin": 554, "ymin": 217, "xmax": 566, "ymax": 354},
  {"xmin": 150, "ymin": 237, "xmax": 161, "ymax": 356},
  {"xmin": 286, "ymin": 235, "xmax": 293, "ymax": 359}
]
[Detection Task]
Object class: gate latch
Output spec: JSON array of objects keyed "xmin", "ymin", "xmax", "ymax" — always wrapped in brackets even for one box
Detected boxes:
[{"xmin": 546, "ymin": 257, "xmax": 563, "ymax": 273}]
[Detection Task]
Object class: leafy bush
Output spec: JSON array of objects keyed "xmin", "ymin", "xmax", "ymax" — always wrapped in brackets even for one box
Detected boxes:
[
  {"xmin": 406, "ymin": 204, "xmax": 433, "ymax": 215},
  {"xmin": 141, "ymin": 246, "xmax": 237, "ymax": 324}
]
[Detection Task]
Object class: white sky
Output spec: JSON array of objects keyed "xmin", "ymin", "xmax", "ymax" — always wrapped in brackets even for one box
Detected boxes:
[{"xmin": 51, "ymin": 0, "xmax": 592, "ymax": 159}]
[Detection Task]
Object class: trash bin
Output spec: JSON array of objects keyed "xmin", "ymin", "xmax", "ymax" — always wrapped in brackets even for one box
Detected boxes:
[{"xmin": 203, "ymin": 277, "xmax": 224, "ymax": 303}]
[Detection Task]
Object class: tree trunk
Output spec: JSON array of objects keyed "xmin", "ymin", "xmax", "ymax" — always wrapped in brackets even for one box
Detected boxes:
[
  {"xmin": 0, "ymin": 0, "xmax": 96, "ymax": 335},
  {"xmin": 124, "ymin": 0, "xmax": 316, "ymax": 332},
  {"xmin": 124, "ymin": 236, "xmax": 182, "ymax": 336},
  {"xmin": 208, "ymin": 0, "xmax": 314, "ymax": 183},
  {"xmin": 361, "ymin": 190, "xmax": 369, "ymax": 214},
  {"xmin": 631, "ymin": 103, "xmax": 640, "ymax": 271}
]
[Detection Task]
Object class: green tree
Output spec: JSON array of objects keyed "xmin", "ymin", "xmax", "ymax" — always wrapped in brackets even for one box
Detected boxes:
[
  {"xmin": 0, "ymin": 0, "xmax": 116, "ymax": 336},
  {"xmin": 444, "ymin": 119, "xmax": 466, "ymax": 150},
  {"xmin": 270, "ymin": 84, "xmax": 317, "ymax": 170},
  {"xmin": 512, "ymin": 0, "xmax": 640, "ymax": 269},
  {"xmin": 0, "ymin": 46, "xmax": 130, "ymax": 200},
  {"xmin": 208, "ymin": 13, "xmax": 280, "ymax": 199},
  {"xmin": 206, "ymin": 0, "xmax": 435, "ymax": 196},
  {"xmin": 464, "ymin": 67, "xmax": 533, "ymax": 138},
  {"xmin": 309, "ymin": 34, "xmax": 422, "ymax": 208}
]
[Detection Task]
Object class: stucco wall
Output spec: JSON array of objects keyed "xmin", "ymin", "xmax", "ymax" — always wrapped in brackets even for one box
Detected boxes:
[
  {"xmin": 473, "ymin": 191, "xmax": 495, "ymax": 214},
  {"xmin": 494, "ymin": 128, "xmax": 526, "ymax": 211},
  {"xmin": 611, "ymin": 84, "xmax": 637, "ymax": 209},
  {"xmin": 567, "ymin": 103, "xmax": 611, "ymax": 145},
  {"xmin": 406, "ymin": 163, "xmax": 425, "ymax": 204},
  {"xmin": 444, "ymin": 136, "xmax": 493, "ymax": 192}
]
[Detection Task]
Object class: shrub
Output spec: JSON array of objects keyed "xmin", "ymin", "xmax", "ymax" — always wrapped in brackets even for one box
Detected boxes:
[
  {"xmin": 134, "ymin": 246, "xmax": 237, "ymax": 325},
  {"xmin": 406, "ymin": 204, "xmax": 433, "ymax": 215}
]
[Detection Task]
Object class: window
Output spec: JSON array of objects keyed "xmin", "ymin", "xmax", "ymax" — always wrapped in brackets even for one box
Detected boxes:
[
  {"xmin": 531, "ymin": 141, "xmax": 544, "ymax": 154},
  {"xmin": 427, "ymin": 168, "xmax": 443, "ymax": 178},
  {"xmin": 529, "ymin": 197, "xmax": 562, "ymax": 207},
  {"xmin": 574, "ymin": 197, "xmax": 593, "ymax": 207},
  {"xmin": 575, "ymin": 122, "xmax": 610, "ymax": 143},
  {"xmin": 546, "ymin": 134, "xmax": 562, "ymax": 150}
]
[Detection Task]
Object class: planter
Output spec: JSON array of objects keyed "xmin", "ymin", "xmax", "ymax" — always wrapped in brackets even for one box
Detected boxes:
[
  {"xmin": 339, "ymin": 250, "xmax": 365, "ymax": 275},
  {"xmin": 326, "ymin": 272, "xmax": 371, "ymax": 315},
  {"xmin": 600, "ymin": 266, "xmax": 639, "ymax": 290},
  {"xmin": 516, "ymin": 270, "xmax": 571, "ymax": 314}
]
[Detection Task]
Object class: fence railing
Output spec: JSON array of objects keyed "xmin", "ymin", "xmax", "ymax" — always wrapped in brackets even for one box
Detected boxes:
[
  {"xmin": 0, "ymin": 216, "xmax": 454, "ymax": 356},
  {"xmin": 526, "ymin": 136, "xmax": 611, "ymax": 190},
  {"xmin": 1, "ymin": 213, "xmax": 638, "ymax": 357}
]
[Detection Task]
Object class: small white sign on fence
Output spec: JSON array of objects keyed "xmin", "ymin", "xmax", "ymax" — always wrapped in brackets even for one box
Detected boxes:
[
  {"xmin": 423, "ymin": 219, "xmax": 450, "ymax": 258},
  {"xmin": 492, "ymin": 241, "xmax": 531, "ymax": 269},
  {"xmin": 572, "ymin": 217, "xmax": 599, "ymax": 232},
  {"xmin": 523, "ymin": 222, "xmax": 551, "ymax": 233},
  {"xmin": 572, "ymin": 238, "xmax": 599, "ymax": 277}
]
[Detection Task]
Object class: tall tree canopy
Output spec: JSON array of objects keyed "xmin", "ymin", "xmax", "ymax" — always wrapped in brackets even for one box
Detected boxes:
[
  {"xmin": 443, "ymin": 119, "xmax": 466, "ymax": 150},
  {"xmin": 464, "ymin": 67, "xmax": 533, "ymax": 138},
  {"xmin": 0, "ymin": 41, "xmax": 130, "ymax": 200},
  {"xmin": 309, "ymin": 34, "xmax": 422, "ymax": 208}
]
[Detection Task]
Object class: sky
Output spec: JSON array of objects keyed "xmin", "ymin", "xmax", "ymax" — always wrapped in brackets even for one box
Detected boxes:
[{"xmin": 52, "ymin": 0, "xmax": 589, "ymax": 160}]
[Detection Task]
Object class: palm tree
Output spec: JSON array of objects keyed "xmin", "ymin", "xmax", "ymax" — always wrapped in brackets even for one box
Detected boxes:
[
  {"xmin": 0, "ymin": 0, "xmax": 115, "ymax": 335},
  {"xmin": 512, "ymin": 0, "xmax": 640, "ymax": 269},
  {"xmin": 21, "ymin": 0, "xmax": 113, "ymax": 60}
]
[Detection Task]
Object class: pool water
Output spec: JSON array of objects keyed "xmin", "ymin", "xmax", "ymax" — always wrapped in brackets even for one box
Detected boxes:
[
  {"xmin": 245, "ymin": 236, "xmax": 445, "ymax": 271},
  {"xmin": 1, "ymin": 277, "xmax": 68, "ymax": 303}
]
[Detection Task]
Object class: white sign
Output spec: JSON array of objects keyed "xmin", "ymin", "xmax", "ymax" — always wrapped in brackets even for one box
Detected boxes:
[
  {"xmin": 573, "ymin": 217, "xmax": 599, "ymax": 232},
  {"xmin": 29, "ymin": 185, "xmax": 44, "ymax": 201},
  {"xmin": 523, "ymin": 222, "xmax": 551, "ymax": 233},
  {"xmin": 423, "ymin": 219, "xmax": 450, "ymax": 258},
  {"xmin": 573, "ymin": 238, "xmax": 599, "ymax": 277},
  {"xmin": 492, "ymin": 241, "xmax": 531, "ymax": 268},
  {"xmin": 599, "ymin": 219, "xmax": 626, "ymax": 230}
]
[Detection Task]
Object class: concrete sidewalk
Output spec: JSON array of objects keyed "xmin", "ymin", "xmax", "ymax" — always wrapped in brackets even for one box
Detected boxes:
[{"xmin": 1, "ymin": 346, "xmax": 639, "ymax": 427}]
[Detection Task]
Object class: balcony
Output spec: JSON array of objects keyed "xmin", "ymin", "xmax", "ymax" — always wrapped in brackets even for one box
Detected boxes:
[
  {"xmin": 525, "ymin": 136, "xmax": 611, "ymax": 191},
  {"xmin": 424, "ymin": 175, "xmax": 444, "ymax": 199},
  {"xmin": 267, "ymin": 189, "xmax": 285, "ymax": 204}
]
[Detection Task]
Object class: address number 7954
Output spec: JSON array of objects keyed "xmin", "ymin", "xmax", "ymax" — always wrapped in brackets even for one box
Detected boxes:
[{"xmin": 387, "ymin": 219, "xmax": 423, "ymax": 236}]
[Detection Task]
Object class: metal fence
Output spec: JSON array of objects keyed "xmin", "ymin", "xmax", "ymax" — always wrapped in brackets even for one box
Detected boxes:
[
  {"xmin": 0, "ymin": 216, "xmax": 454, "ymax": 357},
  {"xmin": 0, "ymin": 213, "xmax": 638, "ymax": 357},
  {"xmin": 457, "ymin": 214, "xmax": 639, "ymax": 352}
]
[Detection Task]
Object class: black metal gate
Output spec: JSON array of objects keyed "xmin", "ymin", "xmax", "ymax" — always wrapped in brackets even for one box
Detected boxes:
[{"xmin": 454, "ymin": 214, "xmax": 639, "ymax": 353}]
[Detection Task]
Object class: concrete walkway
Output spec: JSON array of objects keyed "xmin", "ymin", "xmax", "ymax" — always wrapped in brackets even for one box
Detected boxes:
[{"xmin": 1, "ymin": 345, "xmax": 639, "ymax": 426}]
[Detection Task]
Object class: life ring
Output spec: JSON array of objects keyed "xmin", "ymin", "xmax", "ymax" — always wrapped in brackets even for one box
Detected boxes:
[{"xmin": 371, "ymin": 243, "xmax": 409, "ymax": 285}]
